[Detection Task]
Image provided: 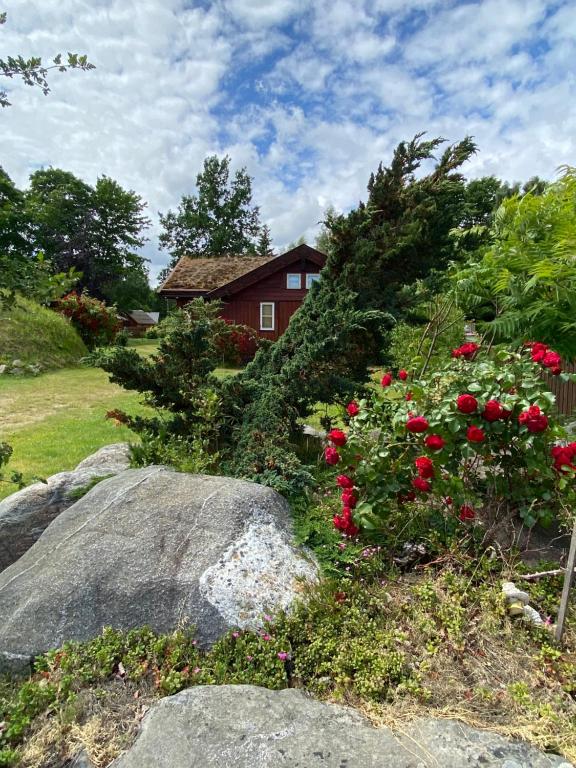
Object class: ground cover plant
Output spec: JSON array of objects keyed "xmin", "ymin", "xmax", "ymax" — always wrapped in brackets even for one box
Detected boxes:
[{"xmin": 0, "ymin": 545, "xmax": 574, "ymax": 767}]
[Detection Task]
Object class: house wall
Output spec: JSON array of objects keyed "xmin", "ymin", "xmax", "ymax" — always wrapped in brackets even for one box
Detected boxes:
[{"xmin": 218, "ymin": 259, "xmax": 322, "ymax": 340}]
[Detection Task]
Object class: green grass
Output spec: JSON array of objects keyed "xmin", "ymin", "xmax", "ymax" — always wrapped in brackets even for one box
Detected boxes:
[
  {"xmin": 0, "ymin": 367, "xmax": 152, "ymax": 499},
  {"xmin": 0, "ymin": 296, "xmax": 87, "ymax": 369}
]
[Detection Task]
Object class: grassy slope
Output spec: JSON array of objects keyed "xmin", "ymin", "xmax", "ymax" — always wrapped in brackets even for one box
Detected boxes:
[{"xmin": 0, "ymin": 296, "xmax": 87, "ymax": 368}]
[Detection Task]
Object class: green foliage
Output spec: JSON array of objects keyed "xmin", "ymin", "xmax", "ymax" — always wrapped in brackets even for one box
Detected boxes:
[
  {"xmin": 0, "ymin": 295, "xmax": 87, "ymax": 369},
  {"xmin": 26, "ymin": 168, "xmax": 151, "ymax": 301},
  {"xmin": 333, "ymin": 345, "xmax": 576, "ymax": 541},
  {"xmin": 0, "ymin": 12, "xmax": 94, "ymax": 108},
  {"xmin": 453, "ymin": 167, "xmax": 576, "ymax": 358},
  {"xmin": 159, "ymin": 155, "xmax": 265, "ymax": 271},
  {"xmin": 0, "ymin": 442, "xmax": 24, "ymax": 492}
]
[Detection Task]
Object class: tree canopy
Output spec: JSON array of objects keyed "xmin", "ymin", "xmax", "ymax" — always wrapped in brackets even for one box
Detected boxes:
[
  {"xmin": 26, "ymin": 168, "xmax": 151, "ymax": 302},
  {"xmin": 159, "ymin": 155, "xmax": 266, "ymax": 270}
]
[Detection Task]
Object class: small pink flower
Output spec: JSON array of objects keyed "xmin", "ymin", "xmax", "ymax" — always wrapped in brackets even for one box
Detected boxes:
[
  {"xmin": 262, "ymin": 633, "xmax": 272, "ymax": 641},
  {"xmin": 193, "ymin": 667, "xmax": 201, "ymax": 674},
  {"xmin": 277, "ymin": 652, "xmax": 289, "ymax": 661},
  {"xmin": 263, "ymin": 614, "xmax": 272, "ymax": 622},
  {"xmin": 232, "ymin": 631, "xmax": 240, "ymax": 638},
  {"xmin": 338, "ymin": 542, "xmax": 347, "ymax": 550},
  {"xmin": 246, "ymin": 655, "xmax": 253, "ymax": 661}
]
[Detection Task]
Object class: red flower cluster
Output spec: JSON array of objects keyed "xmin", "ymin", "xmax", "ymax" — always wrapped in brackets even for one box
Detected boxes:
[
  {"xmin": 381, "ymin": 372, "xmax": 393, "ymax": 387},
  {"xmin": 466, "ymin": 425, "xmax": 486, "ymax": 443},
  {"xmin": 457, "ymin": 394, "xmax": 478, "ymax": 414},
  {"xmin": 398, "ymin": 369, "xmax": 408, "ymax": 381},
  {"xmin": 518, "ymin": 405, "xmax": 548, "ymax": 433},
  {"xmin": 451, "ymin": 342, "xmax": 479, "ymax": 360},
  {"xmin": 412, "ymin": 476, "xmax": 431, "ymax": 493},
  {"xmin": 526, "ymin": 342, "xmax": 562, "ymax": 375},
  {"xmin": 336, "ymin": 474, "xmax": 354, "ymax": 488},
  {"xmin": 406, "ymin": 415, "xmax": 429, "ymax": 433},
  {"xmin": 459, "ymin": 504, "xmax": 475, "ymax": 521},
  {"xmin": 346, "ymin": 401, "xmax": 360, "ymax": 417},
  {"xmin": 415, "ymin": 456, "xmax": 435, "ymax": 479},
  {"xmin": 551, "ymin": 443, "xmax": 576, "ymax": 473},
  {"xmin": 425, "ymin": 434, "xmax": 445, "ymax": 451},
  {"xmin": 333, "ymin": 506, "xmax": 359, "ymax": 537},
  {"xmin": 324, "ymin": 447, "xmax": 340, "ymax": 465},
  {"xmin": 327, "ymin": 429, "xmax": 347, "ymax": 447}
]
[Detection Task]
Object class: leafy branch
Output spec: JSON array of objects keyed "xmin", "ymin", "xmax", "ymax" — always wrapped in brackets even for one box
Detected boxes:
[{"xmin": 0, "ymin": 12, "xmax": 95, "ymax": 107}]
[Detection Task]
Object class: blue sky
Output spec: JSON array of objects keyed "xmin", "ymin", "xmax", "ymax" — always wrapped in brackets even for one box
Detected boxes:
[{"xmin": 2, "ymin": 0, "xmax": 575, "ymax": 280}]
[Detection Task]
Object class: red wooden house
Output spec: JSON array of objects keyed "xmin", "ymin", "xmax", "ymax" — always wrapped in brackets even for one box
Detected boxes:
[{"xmin": 157, "ymin": 244, "xmax": 326, "ymax": 340}]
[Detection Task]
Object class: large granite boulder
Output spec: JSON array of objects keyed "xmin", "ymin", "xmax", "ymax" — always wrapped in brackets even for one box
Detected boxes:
[
  {"xmin": 110, "ymin": 685, "xmax": 573, "ymax": 768},
  {"xmin": 0, "ymin": 468, "xmax": 318, "ymax": 673},
  {"xmin": 0, "ymin": 443, "xmax": 131, "ymax": 572}
]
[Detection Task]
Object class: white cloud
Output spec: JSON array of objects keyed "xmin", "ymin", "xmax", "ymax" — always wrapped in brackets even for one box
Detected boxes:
[{"xmin": 1, "ymin": 0, "xmax": 575, "ymax": 281}]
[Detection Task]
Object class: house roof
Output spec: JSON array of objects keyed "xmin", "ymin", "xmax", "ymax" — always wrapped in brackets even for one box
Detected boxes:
[
  {"xmin": 125, "ymin": 310, "xmax": 159, "ymax": 325},
  {"xmin": 158, "ymin": 245, "xmax": 326, "ymax": 298},
  {"xmin": 159, "ymin": 256, "xmax": 273, "ymax": 293}
]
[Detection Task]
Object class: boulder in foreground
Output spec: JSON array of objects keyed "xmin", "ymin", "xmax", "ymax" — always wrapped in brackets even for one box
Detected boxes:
[
  {"xmin": 110, "ymin": 685, "xmax": 573, "ymax": 768},
  {"xmin": 0, "ymin": 468, "xmax": 318, "ymax": 673}
]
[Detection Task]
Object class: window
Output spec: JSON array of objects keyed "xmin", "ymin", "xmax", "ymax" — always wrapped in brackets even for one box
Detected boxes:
[
  {"xmin": 286, "ymin": 273, "xmax": 301, "ymax": 289},
  {"xmin": 260, "ymin": 302, "xmax": 275, "ymax": 331},
  {"xmin": 306, "ymin": 273, "xmax": 321, "ymax": 288}
]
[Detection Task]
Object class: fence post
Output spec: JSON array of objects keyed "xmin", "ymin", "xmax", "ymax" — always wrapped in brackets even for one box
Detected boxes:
[{"xmin": 555, "ymin": 518, "xmax": 576, "ymax": 643}]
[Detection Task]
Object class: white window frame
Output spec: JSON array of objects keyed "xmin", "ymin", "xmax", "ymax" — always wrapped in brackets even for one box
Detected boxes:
[
  {"xmin": 286, "ymin": 273, "xmax": 301, "ymax": 289},
  {"xmin": 306, "ymin": 273, "xmax": 321, "ymax": 288},
  {"xmin": 260, "ymin": 302, "xmax": 275, "ymax": 331}
]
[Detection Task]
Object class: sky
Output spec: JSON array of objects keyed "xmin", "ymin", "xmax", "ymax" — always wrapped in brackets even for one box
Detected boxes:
[{"xmin": 2, "ymin": 0, "xmax": 575, "ymax": 282}]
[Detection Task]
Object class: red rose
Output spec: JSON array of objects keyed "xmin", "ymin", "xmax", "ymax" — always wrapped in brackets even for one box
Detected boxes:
[
  {"xmin": 530, "ymin": 342, "xmax": 548, "ymax": 363},
  {"xmin": 406, "ymin": 416, "xmax": 429, "ymax": 433},
  {"xmin": 333, "ymin": 506, "xmax": 359, "ymax": 537},
  {"xmin": 412, "ymin": 476, "xmax": 431, "ymax": 493},
  {"xmin": 406, "ymin": 391, "xmax": 413, "ymax": 401},
  {"xmin": 457, "ymin": 394, "xmax": 478, "ymax": 414},
  {"xmin": 346, "ymin": 401, "xmax": 360, "ymax": 417},
  {"xmin": 325, "ymin": 447, "xmax": 340, "ymax": 465},
  {"xmin": 398, "ymin": 369, "xmax": 408, "ymax": 381},
  {"xmin": 415, "ymin": 456, "xmax": 435, "ymax": 479},
  {"xmin": 452, "ymin": 342, "xmax": 479, "ymax": 360},
  {"xmin": 425, "ymin": 434, "xmax": 445, "ymax": 451},
  {"xmin": 482, "ymin": 399, "xmax": 504, "ymax": 422},
  {"xmin": 551, "ymin": 443, "xmax": 576, "ymax": 472},
  {"xmin": 542, "ymin": 350, "xmax": 561, "ymax": 369},
  {"xmin": 341, "ymin": 490, "xmax": 358, "ymax": 508},
  {"xmin": 459, "ymin": 504, "xmax": 475, "ymax": 521},
  {"xmin": 381, "ymin": 373, "xmax": 393, "ymax": 387},
  {"xmin": 551, "ymin": 366, "xmax": 562, "ymax": 376},
  {"xmin": 519, "ymin": 405, "xmax": 548, "ymax": 433},
  {"xmin": 327, "ymin": 429, "xmax": 347, "ymax": 447},
  {"xmin": 466, "ymin": 425, "xmax": 485, "ymax": 443},
  {"xmin": 336, "ymin": 474, "xmax": 354, "ymax": 489},
  {"xmin": 443, "ymin": 496, "xmax": 453, "ymax": 506}
]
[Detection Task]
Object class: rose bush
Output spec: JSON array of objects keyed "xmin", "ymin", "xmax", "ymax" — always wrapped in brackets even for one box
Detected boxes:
[
  {"xmin": 324, "ymin": 344, "xmax": 576, "ymax": 539},
  {"xmin": 57, "ymin": 291, "xmax": 120, "ymax": 349}
]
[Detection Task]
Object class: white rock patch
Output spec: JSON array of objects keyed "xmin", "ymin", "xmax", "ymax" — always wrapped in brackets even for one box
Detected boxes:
[{"xmin": 199, "ymin": 520, "xmax": 318, "ymax": 628}]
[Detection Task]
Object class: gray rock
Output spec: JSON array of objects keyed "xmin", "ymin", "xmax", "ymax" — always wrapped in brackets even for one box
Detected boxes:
[
  {"xmin": 110, "ymin": 685, "xmax": 572, "ymax": 768},
  {"xmin": 66, "ymin": 749, "xmax": 95, "ymax": 767},
  {"xmin": 0, "ymin": 469, "xmax": 318, "ymax": 673},
  {"xmin": 0, "ymin": 443, "xmax": 131, "ymax": 572}
]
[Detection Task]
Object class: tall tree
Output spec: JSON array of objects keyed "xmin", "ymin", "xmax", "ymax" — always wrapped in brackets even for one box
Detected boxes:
[
  {"xmin": 0, "ymin": 11, "xmax": 94, "ymax": 108},
  {"xmin": 255, "ymin": 224, "xmax": 275, "ymax": 257},
  {"xmin": 26, "ymin": 168, "xmax": 150, "ymax": 300},
  {"xmin": 159, "ymin": 155, "xmax": 264, "ymax": 268}
]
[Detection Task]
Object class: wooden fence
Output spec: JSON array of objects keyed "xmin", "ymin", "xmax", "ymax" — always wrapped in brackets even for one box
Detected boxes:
[{"xmin": 544, "ymin": 362, "xmax": 576, "ymax": 417}]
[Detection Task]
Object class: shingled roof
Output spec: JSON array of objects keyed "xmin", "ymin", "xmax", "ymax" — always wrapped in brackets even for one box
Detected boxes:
[{"xmin": 159, "ymin": 256, "xmax": 274, "ymax": 293}]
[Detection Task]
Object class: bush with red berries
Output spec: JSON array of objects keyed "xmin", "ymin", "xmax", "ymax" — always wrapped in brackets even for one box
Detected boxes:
[
  {"xmin": 215, "ymin": 320, "xmax": 261, "ymax": 366},
  {"xmin": 324, "ymin": 343, "xmax": 576, "ymax": 540},
  {"xmin": 57, "ymin": 292, "xmax": 120, "ymax": 349}
]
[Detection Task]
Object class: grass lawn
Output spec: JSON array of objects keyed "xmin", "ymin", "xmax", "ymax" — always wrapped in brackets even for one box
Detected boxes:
[{"xmin": 0, "ymin": 339, "xmax": 244, "ymax": 501}]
